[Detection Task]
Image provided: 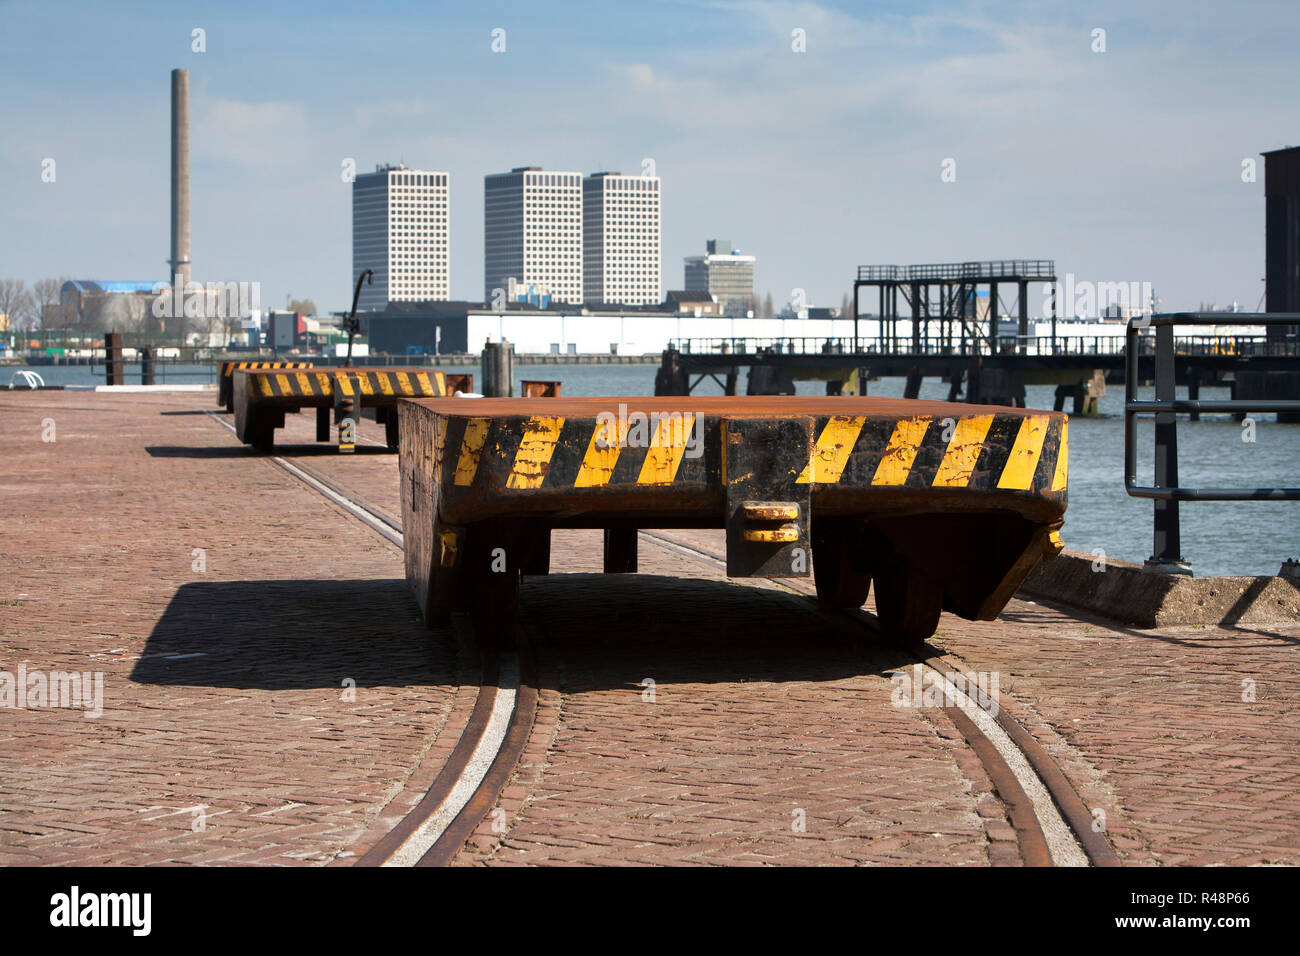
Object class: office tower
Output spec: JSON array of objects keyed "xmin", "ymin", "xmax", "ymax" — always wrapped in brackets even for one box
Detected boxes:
[
  {"xmin": 484, "ymin": 167, "xmax": 583, "ymax": 305},
  {"xmin": 582, "ymin": 172, "xmax": 661, "ymax": 305},
  {"xmin": 352, "ymin": 163, "xmax": 450, "ymax": 310}
]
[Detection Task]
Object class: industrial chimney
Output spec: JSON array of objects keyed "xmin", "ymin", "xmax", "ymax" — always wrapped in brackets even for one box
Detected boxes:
[{"xmin": 170, "ymin": 68, "xmax": 191, "ymax": 294}]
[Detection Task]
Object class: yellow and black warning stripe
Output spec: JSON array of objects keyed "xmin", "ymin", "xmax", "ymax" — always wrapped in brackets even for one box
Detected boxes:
[
  {"xmin": 218, "ymin": 361, "xmax": 313, "ymax": 407},
  {"xmin": 219, "ymin": 360, "xmax": 314, "ymax": 379},
  {"xmin": 332, "ymin": 369, "xmax": 447, "ymax": 400},
  {"xmin": 433, "ymin": 411, "xmax": 1066, "ymax": 498},
  {"xmin": 244, "ymin": 368, "xmax": 447, "ymax": 400},
  {"xmin": 795, "ymin": 413, "xmax": 1067, "ymax": 494}
]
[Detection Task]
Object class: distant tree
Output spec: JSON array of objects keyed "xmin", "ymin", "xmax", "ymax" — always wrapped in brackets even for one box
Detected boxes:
[
  {"xmin": 120, "ymin": 294, "xmax": 151, "ymax": 342},
  {"xmin": 288, "ymin": 298, "xmax": 317, "ymax": 316},
  {"xmin": 762, "ymin": 292, "xmax": 775, "ymax": 319},
  {"xmin": 0, "ymin": 280, "xmax": 35, "ymax": 333},
  {"xmin": 33, "ymin": 278, "xmax": 65, "ymax": 330},
  {"xmin": 79, "ymin": 292, "xmax": 111, "ymax": 336}
]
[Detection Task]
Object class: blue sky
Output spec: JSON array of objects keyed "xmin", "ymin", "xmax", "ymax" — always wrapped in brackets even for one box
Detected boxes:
[{"xmin": 2, "ymin": 0, "xmax": 1297, "ymax": 313}]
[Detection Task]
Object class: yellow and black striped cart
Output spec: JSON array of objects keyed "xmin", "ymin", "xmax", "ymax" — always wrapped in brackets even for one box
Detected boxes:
[
  {"xmin": 232, "ymin": 367, "xmax": 447, "ymax": 452},
  {"xmin": 398, "ymin": 396, "xmax": 1067, "ymax": 647}
]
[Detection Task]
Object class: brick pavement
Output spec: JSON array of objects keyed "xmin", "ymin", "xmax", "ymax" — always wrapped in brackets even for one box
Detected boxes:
[
  {"xmin": 455, "ymin": 537, "xmax": 1014, "ymax": 866},
  {"xmin": 10, "ymin": 392, "xmax": 1291, "ymax": 866},
  {"xmin": 0, "ymin": 392, "xmax": 461, "ymax": 865},
  {"xmin": 570, "ymin": 529, "xmax": 1300, "ymax": 866},
  {"xmin": 925, "ymin": 599, "xmax": 1300, "ymax": 865}
]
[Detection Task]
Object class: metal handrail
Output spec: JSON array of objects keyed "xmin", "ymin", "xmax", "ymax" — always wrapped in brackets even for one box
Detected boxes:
[
  {"xmin": 1123, "ymin": 312, "xmax": 1300, "ymax": 570},
  {"xmin": 669, "ymin": 332, "xmax": 1297, "ymax": 359}
]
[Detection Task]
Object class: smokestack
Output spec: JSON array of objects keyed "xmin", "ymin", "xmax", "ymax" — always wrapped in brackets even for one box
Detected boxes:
[{"xmin": 170, "ymin": 68, "xmax": 191, "ymax": 293}]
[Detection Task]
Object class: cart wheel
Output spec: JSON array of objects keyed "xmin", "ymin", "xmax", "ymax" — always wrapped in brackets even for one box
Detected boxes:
[
  {"xmin": 811, "ymin": 520, "xmax": 871, "ymax": 609},
  {"xmin": 469, "ymin": 568, "xmax": 519, "ymax": 651},
  {"xmin": 870, "ymin": 559, "xmax": 943, "ymax": 650},
  {"xmin": 463, "ymin": 524, "xmax": 520, "ymax": 651},
  {"xmin": 425, "ymin": 563, "xmax": 460, "ymax": 628},
  {"xmin": 251, "ymin": 418, "xmax": 275, "ymax": 453}
]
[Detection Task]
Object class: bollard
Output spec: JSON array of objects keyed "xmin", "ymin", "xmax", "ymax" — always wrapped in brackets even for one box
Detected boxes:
[
  {"xmin": 141, "ymin": 347, "xmax": 156, "ymax": 386},
  {"xmin": 105, "ymin": 332, "xmax": 125, "ymax": 386},
  {"xmin": 482, "ymin": 339, "xmax": 514, "ymax": 397}
]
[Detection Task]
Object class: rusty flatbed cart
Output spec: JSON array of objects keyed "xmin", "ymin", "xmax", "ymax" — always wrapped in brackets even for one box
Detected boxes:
[
  {"xmin": 232, "ymin": 367, "xmax": 447, "ymax": 452},
  {"xmin": 398, "ymin": 396, "xmax": 1067, "ymax": 647}
]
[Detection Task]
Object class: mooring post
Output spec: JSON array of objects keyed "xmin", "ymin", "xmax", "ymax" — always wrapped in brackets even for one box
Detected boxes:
[
  {"xmin": 105, "ymin": 332, "xmax": 124, "ymax": 386},
  {"xmin": 482, "ymin": 339, "xmax": 514, "ymax": 397},
  {"xmin": 141, "ymin": 347, "xmax": 156, "ymax": 386}
]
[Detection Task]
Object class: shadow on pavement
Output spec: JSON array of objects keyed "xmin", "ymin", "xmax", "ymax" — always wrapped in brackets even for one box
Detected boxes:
[
  {"xmin": 520, "ymin": 572, "xmax": 916, "ymax": 690},
  {"xmin": 145, "ymin": 444, "xmax": 393, "ymax": 458},
  {"xmin": 131, "ymin": 579, "xmax": 446, "ymax": 689}
]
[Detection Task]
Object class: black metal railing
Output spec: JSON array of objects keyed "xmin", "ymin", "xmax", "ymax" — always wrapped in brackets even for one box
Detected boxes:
[
  {"xmin": 856, "ymin": 260, "xmax": 1057, "ymax": 283},
  {"xmin": 669, "ymin": 332, "xmax": 1297, "ymax": 360},
  {"xmin": 1123, "ymin": 313, "xmax": 1300, "ymax": 572}
]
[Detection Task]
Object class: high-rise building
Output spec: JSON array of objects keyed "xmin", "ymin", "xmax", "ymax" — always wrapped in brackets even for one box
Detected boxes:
[
  {"xmin": 352, "ymin": 163, "xmax": 450, "ymax": 311},
  {"xmin": 582, "ymin": 172, "xmax": 661, "ymax": 305},
  {"xmin": 484, "ymin": 167, "xmax": 583, "ymax": 305},
  {"xmin": 684, "ymin": 239, "xmax": 756, "ymax": 316}
]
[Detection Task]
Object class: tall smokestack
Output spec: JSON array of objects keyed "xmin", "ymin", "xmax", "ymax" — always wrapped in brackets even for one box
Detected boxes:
[{"xmin": 170, "ymin": 68, "xmax": 191, "ymax": 293}]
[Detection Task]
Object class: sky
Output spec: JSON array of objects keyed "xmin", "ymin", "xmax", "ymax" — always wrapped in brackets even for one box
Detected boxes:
[{"xmin": 2, "ymin": 0, "xmax": 1298, "ymax": 315}]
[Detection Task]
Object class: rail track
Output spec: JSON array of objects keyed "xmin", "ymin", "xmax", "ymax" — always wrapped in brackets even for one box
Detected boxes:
[{"xmin": 203, "ymin": 408, "xmax": 1119, "ymax": 867}]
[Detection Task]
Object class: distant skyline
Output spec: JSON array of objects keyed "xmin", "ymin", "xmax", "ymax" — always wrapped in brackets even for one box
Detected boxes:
[{"xmin": 3, "ymin": 0, "xmax": 1298, "ymax": 315}]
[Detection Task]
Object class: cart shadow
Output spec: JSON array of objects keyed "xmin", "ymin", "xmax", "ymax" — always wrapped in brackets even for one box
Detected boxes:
[
  {"xmin": 145, "ymin": 444, "xmax": 392, "ymax": 458},
  {"xmin": 130, "ymin": 579, "xmax": 446, "ymax": 689},
  {"xmin": 518, "ymin": 573, "xmax": 918, "ymax": 689}
]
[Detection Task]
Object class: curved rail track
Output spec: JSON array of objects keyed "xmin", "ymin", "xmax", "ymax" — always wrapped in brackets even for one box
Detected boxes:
[{"xmin": 204, "ymin": 409, "xmax": 1119, "ymax": 867}]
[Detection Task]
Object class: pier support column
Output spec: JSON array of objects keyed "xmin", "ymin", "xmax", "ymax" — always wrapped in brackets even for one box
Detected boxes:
[
  {"xmin": 904, "ymin": 365, "xmax": 923, "ymax": 400},
  {"xmin": 946, "ymin": 367, "xmax": 963, "ymax": 402},
  {"xmin": 654, "ymin": 349, "xmax": 688, "ymax": 396}
]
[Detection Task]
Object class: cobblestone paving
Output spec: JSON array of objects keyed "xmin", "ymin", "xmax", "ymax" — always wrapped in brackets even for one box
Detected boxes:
[
  {"xmin": 456, "ymin": 539, "xmax": 1010, "ymax": 866},
  {"xmin": 927, "ymin": 600, "xmax": 1300, "ymax": 865},
  {"xmin": 0, "ymin": 393, "xmax": 459, "ymax": 865},
  {"xmin": 7, "ymin": 393, "xmax": 1294, "ymax": 866}
]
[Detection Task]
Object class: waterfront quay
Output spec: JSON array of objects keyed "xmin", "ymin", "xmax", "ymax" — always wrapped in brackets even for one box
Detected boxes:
[{"xmin": 1, "ymin": 388, "xmax": 1297, "ymax": 866}]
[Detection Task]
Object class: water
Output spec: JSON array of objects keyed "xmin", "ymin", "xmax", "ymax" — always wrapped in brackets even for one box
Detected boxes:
[
  {"xmin": 12, "ymin": 360, "xmax": 1296, "ymax": 577},
  {"xmin": 8, "ymin": 363, "xmax": 218, "ymax": 388}
]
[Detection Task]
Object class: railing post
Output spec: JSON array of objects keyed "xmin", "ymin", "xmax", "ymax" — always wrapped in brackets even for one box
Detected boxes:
[{"xmin": 1145, "ymin": 323, "xmax": 1192, "ymax": 574}]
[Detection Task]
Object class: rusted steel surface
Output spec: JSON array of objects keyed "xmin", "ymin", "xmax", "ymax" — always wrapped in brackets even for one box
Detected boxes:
[
  {"xmin": 520, "ymin": 380, "xmax": 562, "ymax": 398},
  {"xmin": 232, "ymin": 367, "xmax": 447, "ymax": 451},
  {"xmin": 398, "ymin": 396, "xmax": 1068, "ymax": 644}
]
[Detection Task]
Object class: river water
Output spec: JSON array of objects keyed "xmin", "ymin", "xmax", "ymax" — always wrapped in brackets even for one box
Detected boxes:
[{"xmin": 13, "ymin": 361, "xmax": 1296, "ymax": 577}]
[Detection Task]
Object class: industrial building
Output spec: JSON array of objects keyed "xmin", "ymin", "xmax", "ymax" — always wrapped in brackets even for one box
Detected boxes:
[{"xmin": 683, "ymin": 239, "xmax": 756, "ymax": 316}]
